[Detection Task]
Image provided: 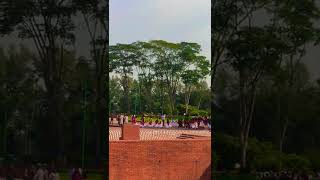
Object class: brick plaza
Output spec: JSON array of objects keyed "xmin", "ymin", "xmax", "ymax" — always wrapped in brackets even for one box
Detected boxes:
[{"xmin": 109, "ymin": 126, "xmax": 211, "ymax": 141}]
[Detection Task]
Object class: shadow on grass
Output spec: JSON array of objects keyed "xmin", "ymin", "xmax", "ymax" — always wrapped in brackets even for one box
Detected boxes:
[{"xmin": 213, "ymin": 173, "xmax": 257, "ymax": 180}]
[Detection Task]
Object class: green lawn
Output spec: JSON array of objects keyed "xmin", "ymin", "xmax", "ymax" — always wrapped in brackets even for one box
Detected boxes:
[
  {"xmin": 59, "ymin": 172, "xmax": 102, "ymax": 180},
  {"xmin": 213, "ymin": 174, "xmax": 257, "ymax": 180}
]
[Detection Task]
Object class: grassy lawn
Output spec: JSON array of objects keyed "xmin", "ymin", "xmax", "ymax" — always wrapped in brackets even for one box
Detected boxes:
[
  {"xmin": 59, "ymin": 172, "xmax": 102, "ymax": 180},
  {"xmin": 213, "ymin": 174, "xmax": 257, "ymax": 180}
]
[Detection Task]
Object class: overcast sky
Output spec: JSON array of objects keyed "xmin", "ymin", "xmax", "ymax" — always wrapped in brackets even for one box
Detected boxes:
[{"xmin": 110, "ymin": 0, "xmax": 211, "ymax": 85}]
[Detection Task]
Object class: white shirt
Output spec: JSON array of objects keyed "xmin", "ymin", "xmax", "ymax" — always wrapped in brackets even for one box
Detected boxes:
[{"xmin": 34, "ymin": 169, "xmax": 45, "ymax": 180}]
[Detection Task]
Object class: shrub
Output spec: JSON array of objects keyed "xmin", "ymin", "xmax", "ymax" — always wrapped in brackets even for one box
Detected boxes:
[
  {"xmin": 303, "ymin": 149, "xmax": 320, "ymax": 169},
  {"xmin": 282, "ymin": 154, "xmax": 311, "ymax": 171}
]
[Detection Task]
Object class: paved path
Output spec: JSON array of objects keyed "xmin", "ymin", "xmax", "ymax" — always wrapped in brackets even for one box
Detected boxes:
[{"xmin": 109, "ymin": 127, "xmax": 211, "ymax": 141}]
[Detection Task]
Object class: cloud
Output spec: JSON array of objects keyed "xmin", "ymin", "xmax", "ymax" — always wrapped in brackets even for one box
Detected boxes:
[{"xmin": 110, "ymin": 0, "xmax": 211, "ymax": 60}]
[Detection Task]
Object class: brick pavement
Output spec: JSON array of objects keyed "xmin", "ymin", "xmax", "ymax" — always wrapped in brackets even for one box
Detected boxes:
[{"xmin": 109, "ymin": 126, "xmax": 211, "ymax": 141}]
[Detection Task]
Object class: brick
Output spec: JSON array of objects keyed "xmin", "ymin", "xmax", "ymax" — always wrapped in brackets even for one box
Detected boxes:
[
  {"xmin": 109, "ymin": 139, "xmax": 211, "ymax": 180},
  {"xmin": 120, "ymin": 124, "xmax": 140, "ymax": 140}
]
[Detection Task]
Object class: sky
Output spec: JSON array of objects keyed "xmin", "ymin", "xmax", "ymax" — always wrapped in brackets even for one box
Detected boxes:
[{"xmin": 110, "ymin": 0, "xmax": 211, "ymax": 85}]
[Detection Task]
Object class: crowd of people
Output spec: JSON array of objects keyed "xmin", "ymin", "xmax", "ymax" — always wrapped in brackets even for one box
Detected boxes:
[
  {"xmin": 0, "ymin": 163, "xmax": 88, "ymax": 180},
  {"xmin": 256, "ymin": 171, "xmax": 320, "ymax": 180},
  {"xmin": 109, "ymin": 114, "xmax": 211, "ymax": 130}
]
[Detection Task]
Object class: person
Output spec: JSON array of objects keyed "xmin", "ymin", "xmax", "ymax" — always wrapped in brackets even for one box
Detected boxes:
[
  {"xmin": 71, "ymin": 168, "xmax": 82, "ymax": 180},
  {"xmin": 43, "ymin": 165, "xmax": 49, "ymax": 180},
  {"xmin": 147, "ymin": 121, "xmax": 153, "ymax": 127},
  {"xmin": 112, "ymin": 116, "xmax": 117, "ymax": 125},
  {"xmin": 199, "ymin": 118, "xmax": 205, "ymax": 128},
  {"xmin": 208, "ymin": 120, "xmax": 211, "ymax": 130},
  {"xmin": 178, "ymin": 119, "xmax": 182, "ymax": 128},
  {"xmin": 155, "ymin": 119, "xmax": 159, "ymax": 127},
  {"xmin": 48, "ymin": 167, "xmax": 60, "ymax": 180},
  {"xmin": 161, "ymin": 114, "xmax": 166, "ymax": 126},
  {"xmin": 24, "ymin": 167, "xmax": 30, "ymax": 180},
  {"xmin": 33, "ymin": 164, "xmax": 45, "ymax": 180},
  {"xmin": 119, "ymin": 114, "xmax": 124, "ymax": 127},
  {"xmin": 191, "ymin": 120, "xmax": 195, "ymax": 129},
  {"xmin": 30, "ymin": 165, "xmax": 36, "ymax": 180},
  {"xmin": 124, "ymin": 114, "xmax": 129, "ymax": 124},
  {"xmin": 69, "ymin": 168, "xmax": 76, "ymax": 179},
  {"xmin": 131, "ymin": 115, "xmax": 136, "ymax": 124},
  {"xmin": 22, "ymin": 165, "xmax": 32, "ymax": 180},
  {"xmin": 165, "ymin": 119, "xmax": 170, "ymax": 128},
  {"xmin": 117, "ymin": 115, "xmax": 121, "ymax": 126},
  {"xmin": 140, "ymin": 115, "xmax": 145, "ymax": 127}
]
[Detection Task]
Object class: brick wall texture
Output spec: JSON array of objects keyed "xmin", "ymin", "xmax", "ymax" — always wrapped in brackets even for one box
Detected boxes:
[{"xmin": 109, "ymin": 139, "xmax": 211, "ymax": 180}]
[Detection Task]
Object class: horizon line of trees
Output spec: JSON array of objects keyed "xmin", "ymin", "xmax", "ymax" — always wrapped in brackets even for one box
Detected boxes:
[
  {"xmin": 213, "ymin": 0, "xmax": 320, "ymax": 170},
  {"xmin": 109, "ymin": 40, "xmax": 211, "ymax": 117},
  {"xmin": 0, "ymin": 0, "xmax": 108, "ymax": 167}
]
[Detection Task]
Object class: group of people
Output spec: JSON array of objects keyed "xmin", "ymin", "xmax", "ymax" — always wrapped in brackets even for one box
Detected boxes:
[
  {"xmin": 0, "ymin": 164, "xmax": 59, "ymax": 180},
  {"xmin": 256, "ymin": 171, "xmax": 320, "ymax": 180},
  {"xmin": 0, "ymin": 164, "xmax": 88, "ymax": 180},
  {"xmin": 109, "ymin": 114, "xmax": 211, "ymax": 130}
]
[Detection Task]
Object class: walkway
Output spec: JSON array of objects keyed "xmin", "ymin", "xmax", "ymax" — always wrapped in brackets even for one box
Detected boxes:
[{"xmin": 109, "ymin": 127, "xmax": 211, "ymax": 141}]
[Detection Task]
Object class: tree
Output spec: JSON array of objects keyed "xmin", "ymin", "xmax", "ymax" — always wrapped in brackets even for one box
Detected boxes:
[
  {"xmin": 226, "ymin": 26, "xmax": 285, "ymax": 168},
  {"xmin": 0, "ymin": 0, "xmax": 76, "ymax": 158},
  {"xmin": 267, "ymin": 0, "xmax": 320, "ymax": 160},
  {"xmin": 150, "ymin": 40, "xmax": 210, "ymax": 116},
  {"xmin": 109, "ymin": 43, "xmax": 141, "ymax": 113},
  {"xmin": 73, "ymin": 0, "xmax": 108, "ymax": 163}
]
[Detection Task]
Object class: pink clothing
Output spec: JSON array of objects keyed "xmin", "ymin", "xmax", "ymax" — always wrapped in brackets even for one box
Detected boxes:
[{"xmin": 131, "ymin": 116, "xmax": 136, "ymax": 124}]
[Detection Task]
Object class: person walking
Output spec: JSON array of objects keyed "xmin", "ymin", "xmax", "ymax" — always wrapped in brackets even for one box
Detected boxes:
[
  {"xmin": 71, "ymin": 168, "xmax": 82, "ymax": 180},
  {"xmin": 119, "ymin": 114, "xmax": 124, "ymax": 127},
  {"xmin": 161, "ymin": 114, "xmax": 165, "ymax": 127},
  {"xmin": 48, "ymin": 167, "xmax": 60, "ymax": 180},
  {"xmin": 131, "ymin": 115, "xmax": 136, "ymax": 124},
  {"xmin": 33, "ymin": 164, "xmax": 45, "ymax": 180},
  {"xmin": 124, "ymin": 114, "xmax": 129, "ymax": 124}
]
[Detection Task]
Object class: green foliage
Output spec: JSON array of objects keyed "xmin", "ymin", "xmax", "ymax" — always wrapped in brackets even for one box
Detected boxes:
[
  {"xmin": 282, "ymin": 154, "xmax": 311, "ymax": 171},
  {"xmin": 176, "ymin": 104, "xmax": 209, "ymax": 116},
  {"xmin": 213, "ymin": 174, "xmax": 257, "ymax": 180},
  {"xmin": 215, "ymin": 132, "xmax": 317, "ymax": 172},
  {"xmin": 109, "ymin": 40, "xmax": 210, "ymax": 115},
  {"xmin": 303, "ymin": 150, "xmax": 320, "ymax": 169},
  {"xmin": 214, "ymin": 0, "xmax": 320, "ymax": 170},
  {"xmin": 214, "ymin": 133, "xmax": 241, "ymax": 169}
]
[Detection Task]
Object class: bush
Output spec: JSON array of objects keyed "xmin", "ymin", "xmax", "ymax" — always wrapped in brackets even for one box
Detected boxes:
[
  {"xmin": 214, "ymin": 133, "xmax": 241, "ymax": 170},
  {"xmin": 282, "ymin": 154, "xmax": 311, "ymax": 171},
  {"xmin": 303, "ymin": 149, "xmax": 320, "ymax": 169},
  {"xmin": 176, "ymin": 104, "xmax": 209, "ymax": 116},
  {"xmin": 215, "ymin": 133, "xmax": 282, "ymax": 171},
  {"xmin": 251, "ymin": 152, "xmax": 281, "ymax": 171}
]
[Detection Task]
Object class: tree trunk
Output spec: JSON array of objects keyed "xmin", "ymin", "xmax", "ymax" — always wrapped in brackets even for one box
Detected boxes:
[
  {"xmin": 239, "ymin": 69, "xmax": 258, "ymax": 169},
  {"xmin": 94, "ymin": 44, "xmax": 107, "ymax": 166},
  {"xmin": 185, "ymin": 86, "xmax": 191, "ymax": 115},
  {"xmin": 240, "ymin": 131, "xmax": 248, "ymax": 168},
  {"xmin": 44, "ymin": 45, "xmax": 64, "ymax": 159},
  {"xmin": 122, "ymin": 74, "xmax": 130, "ymax": 113},
  {"xmin": 197, "ymin": 94, "xmax": 202, "ymax": 110}
]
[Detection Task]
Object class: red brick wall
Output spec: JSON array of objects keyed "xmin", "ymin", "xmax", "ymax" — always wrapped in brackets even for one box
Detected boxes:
[{"xmin": 109, "ymin": 139, "xmax": 211, "ymax": 180}]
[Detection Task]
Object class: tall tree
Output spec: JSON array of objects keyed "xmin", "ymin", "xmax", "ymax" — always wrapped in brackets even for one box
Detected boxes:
[
  {"xmin": 226, "ymin": 26, "xmax": 285, "ymax": 168},
  {"xmin": 0, "ymin": 0, "xmax": 76, "ymax": 158},
  {"xmin": 73, "ymin": 0, "xmax": 108, "ymax": 164},
  {"xmin": 109, "ymin": 43, "xmax": 141, "ymax": 113},
  {"xmin": 268, "ymin": 0, "xmax": 320, "ymax": 158}
]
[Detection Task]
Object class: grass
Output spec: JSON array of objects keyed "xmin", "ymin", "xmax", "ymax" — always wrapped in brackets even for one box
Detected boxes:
[
  {"xmin": 213, "ymin": 174, "xmax": 257, "ymax": 180},
  {"xmin": 59, "ymin": 172, "xmax": 102, "ymax": 180}
]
